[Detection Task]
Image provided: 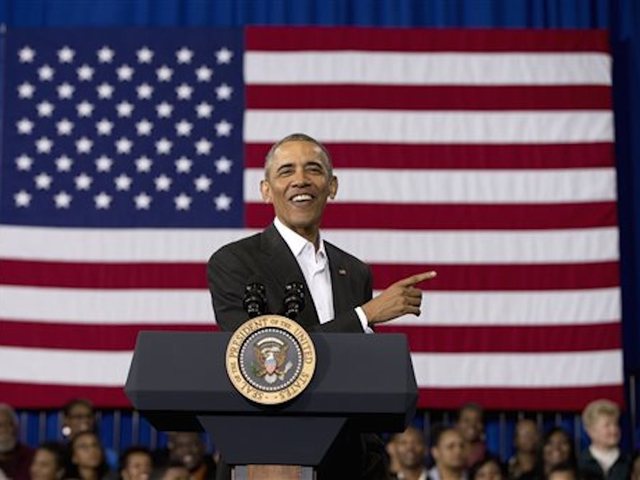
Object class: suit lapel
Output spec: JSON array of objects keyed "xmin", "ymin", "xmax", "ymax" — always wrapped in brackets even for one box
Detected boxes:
[{"xmin": 260, "ymin": 225, "xmax": 320, "ymax": 327}]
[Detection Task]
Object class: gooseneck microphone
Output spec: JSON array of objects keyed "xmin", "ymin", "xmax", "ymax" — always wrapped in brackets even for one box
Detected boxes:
[
  {"xmin": 243, "ymin": 281, "xmax": 267, "ymax": 319},
  {"xmin": 282, "ymin": 281, "xmax": 305, "ymax": 320}
]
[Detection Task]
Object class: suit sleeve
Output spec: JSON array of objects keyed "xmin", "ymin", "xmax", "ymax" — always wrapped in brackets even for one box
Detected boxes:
[
  {"xmin": 306, "ymin": 263, "xmax": 373, "ymax": 334},
  {"xmin": 207, "ymin": 247, "xmax": 252, "ymax": 332}
]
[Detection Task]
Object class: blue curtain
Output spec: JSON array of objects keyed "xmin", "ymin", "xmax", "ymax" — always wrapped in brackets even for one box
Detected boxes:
[{"xmin": 1, "ymin": 0, "xmax": 639, "ymax": 375}]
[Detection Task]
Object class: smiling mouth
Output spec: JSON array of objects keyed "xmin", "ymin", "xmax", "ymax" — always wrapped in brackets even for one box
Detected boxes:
[{"xmin": 290, "ymin": 194, "xmax": 314, "ymax": 203}]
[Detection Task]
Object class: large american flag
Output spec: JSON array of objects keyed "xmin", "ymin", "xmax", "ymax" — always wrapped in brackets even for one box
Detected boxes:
[{"xmin": 0, "ymin": 27, "xmax": 622, "ymax": 410}]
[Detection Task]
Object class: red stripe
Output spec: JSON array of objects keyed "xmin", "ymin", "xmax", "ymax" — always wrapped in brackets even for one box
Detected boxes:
[
  {"xmin": 377, "ymin": 323, "xmax": 621, "ymax": 353},
  {"xmin": 0, "ymin": 260, "xmax": 619, "ymax": 291},
  {"xmin": 0, "ymin": 382, "xmax": 622, "ymax": 410},
  {"xmin": 1, "ymin": 321, "xmax": 618, "ymax": 352},
  {"xmin": 371, "ymin": 262, "xmax": 619, "ymax": 291},
  {"xmin": 0, "ymin": 382, "xmax": 130, "ymax": 408},
  {"xmin": 247, "ymin": 85, "xmax": 612, "ymax": 110},
  {"xmin": 244, "ymin": 143, "xmax": 615, "ymax": 169},
  {"xmin": 246, "ymin": 27, "xmax": 609, "ymax": 53},
  {"xmin": 246, "ymin": 202, "xmax": 618, "ymax": 230},
  {"xmin": 417, "ymin": 386, "xmax": 623, "ymax": 411},
  {"xmin": 0, "ymin": 321, "xmax": 218, "ymax": 350}
]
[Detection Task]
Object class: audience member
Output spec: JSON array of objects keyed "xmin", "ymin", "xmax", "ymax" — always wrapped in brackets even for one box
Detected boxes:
[
  {"xmin": 30, "ymin": 442, "xmax": 66, "ymax": 480},
  {"xmin": 119, "ymin": 447, "xmax": 153, "ymax": 480},
  {"xmin": 61, "ymin": 400, "xmax": 95, "ymax": 440},
  {"xmin": 65, "ymin": 430, "xmax": 110, "ymax": 480},
  {"xmin": 578, "ymin": 400, "xmax": 629, "ymax": 480},
  {"xmin": 0, "ymin": 403, "xmax": 34, "ymax": 480},
  {"xmin": 60, "ymin": 399, "xmax": 118, "ymax": 470},
  {"xmin": 547, "ymin": 463, "xmax": 579, "ymax": 480},
  {"xmin": 508, "ymin": 419, "xmax": 540, "ymax": 480},
  {"xmin": 456, "ymin": 404, "xmax": 488, "ymax": 467},
  {"xmin": 391, "ymin": 426, "xmax": 428, "ymax": 480},
  {"xmin": 166, "ymin": 432, "xmax": 215, "ymax": 480},
  {"xmin": 428, "ymin": 425, "xmax": 467, "ymax": 480},
  {"xmin": 470, "ymin": 456, "xmax": 505, "ymax": 480},
  {"xmin": 522, "ymin": 427, "xmax": 575, "ymax": 480}
]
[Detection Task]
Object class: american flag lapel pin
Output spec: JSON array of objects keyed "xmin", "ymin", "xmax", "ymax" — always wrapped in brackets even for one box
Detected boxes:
[{"xmin": 338, "ymin": 268, "xmax": 347, "ymax": 276}]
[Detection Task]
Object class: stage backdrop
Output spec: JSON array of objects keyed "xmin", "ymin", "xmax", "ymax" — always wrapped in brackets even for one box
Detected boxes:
[{"xmin": 0, "ymin": 26, "xmax": 623, "ymax": 410}]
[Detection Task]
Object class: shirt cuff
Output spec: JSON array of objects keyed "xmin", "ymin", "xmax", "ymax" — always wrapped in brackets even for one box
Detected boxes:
[{"xmin": 355, "ymin": 306, "xmax": 374, "ymax": 334}]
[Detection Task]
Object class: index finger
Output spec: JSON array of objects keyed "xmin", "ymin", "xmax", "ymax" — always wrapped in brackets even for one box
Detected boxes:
[{"xmin": 394, "ymin": 270, "xmax": 437, "ymax": 287}]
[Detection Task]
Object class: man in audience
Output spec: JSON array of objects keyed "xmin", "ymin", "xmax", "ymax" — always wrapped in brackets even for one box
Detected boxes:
[
  {"xmin": 166, "ymin": 432, "xmax": 216, "ymax": 480},
  {"xmin": 120, "ymin": 446, "xmax": 153, "ymax": 480},
  {"xmin": 508, "ymin": 419, "xmax": 540, "ymax": 480},
  {"xmin": 428, "ymin": 425, "xmax": 467, "ymax": 480},
  {"xmin": 0, "ymin": 403, "xmax": 33, "ymax": 480},
  {"xmin": 61, "ymin": 399, "xmax": 95, "ymax": 439},
  {"xmin": 391, "ymin": 426, "xmax": 428, "ymax": 480},
  {"xmin": 578, "ymin": 399, "xmax": 629, "ymax": 480},
  {"xmin": 456, "ymin": 404, "xmax": 487, "ymax": 467}
]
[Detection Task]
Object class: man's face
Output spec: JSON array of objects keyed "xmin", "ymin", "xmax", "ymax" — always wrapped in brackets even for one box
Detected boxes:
[
  {"xmin": 515, "ymin": 420, "xmax": 539, "ymax": 453},
  {"xmin": 63, "ymin": 403, "xmax": 94, "ymax": 437},
  {"xmin": 457, "ymin": 408, "xmax": 483, "ymax": 443},
  {"xmin": 586, "ymin": 415, "xmax": 620, "ymax": 449},
  {"xmin": 432, "ymin": 430, "xmax": 466, "ymax": 471},
  {"xmin": 0, "ymin": 410, "xmax": 17, "ymax": 453},
  {"xmin": 169, "ymin": 433, "xmax": 204, "ymax": 471},
  {"xmin": 261, "ymin": 140, "xmax": 337, "ymax": 238},
  {"xmin": 395, "ymin": 428, "xmax": 426, "ymax": 470},
  {"xmin": 475, "ymin": 461, "xmax": 504, "ymax": 480},
  {"xmin": 122, "ymin": 452, "xmax": 153, "ymax": 480}
]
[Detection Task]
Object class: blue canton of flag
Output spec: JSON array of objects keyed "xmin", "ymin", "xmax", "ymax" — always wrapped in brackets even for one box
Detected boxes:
[{"xmin": 1, "ymin": 28, "xmax": 244, "ymax": 227}]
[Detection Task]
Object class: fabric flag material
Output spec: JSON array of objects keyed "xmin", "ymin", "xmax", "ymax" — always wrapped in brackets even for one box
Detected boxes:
[{"xmin": 0, "ymin": 27, "xmax": 621, "ymax": 410}]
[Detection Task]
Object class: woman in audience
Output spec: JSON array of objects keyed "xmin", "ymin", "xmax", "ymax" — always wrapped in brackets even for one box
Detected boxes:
[
  {"xmin": 521, "ymin": 427, "xmax": 575, "ymax": 480},
  {"xmin": 65, "ymin": 431, "xmax": 110, "ymax": 480},
  {"xmin": 30, "ymin": 443, "xmax": 66, "ymax": 480}
]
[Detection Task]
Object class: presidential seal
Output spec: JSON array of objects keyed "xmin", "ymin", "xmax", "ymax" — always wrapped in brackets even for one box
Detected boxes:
[{"xmin": 225, "ymin": 314, "xmax": 316, "ymax": 405}]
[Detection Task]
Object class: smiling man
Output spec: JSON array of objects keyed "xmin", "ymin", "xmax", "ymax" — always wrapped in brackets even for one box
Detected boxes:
[
  {"xmin": 207, "ymin": 132, "xmax": 435, "ymax": 333},
  {"xmin": 207, "ymin": 133, "xmax": 435, "ymax": 479}
]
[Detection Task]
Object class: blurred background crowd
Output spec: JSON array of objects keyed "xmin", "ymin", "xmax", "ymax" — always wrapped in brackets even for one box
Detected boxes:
[{"xmin": 1, "ymin": 399, "xmax": 638, "ymax": 480}]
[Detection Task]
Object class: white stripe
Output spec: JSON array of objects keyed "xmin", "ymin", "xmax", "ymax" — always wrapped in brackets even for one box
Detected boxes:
[
  {"xmin": 0, "ymin": 286, "xmax": 619, "ymax": 326},
  {"xmin": 0, "ymin": 286, "xmax": 213, "ymax": 324},
  {"xmin": 245, "ymin": 168, "xmax": 617, "ymax": 203},
  {"xmin": 245, "ymin": 52, "xmax": 612, "ymax": 85},
  {"xmin": 0, "ymin": 347, "xmax": 621, "ymax": 388},
  {"xmin": 0, "ymin": 226, "xmax": 619, "ymax": 264},
  {"xmin": 244, "ymin": 110, "xmax": 614, "ymax": 144},
  {"xmin": 387, "ymin": 288, "xmax": 620, "ymax": 327},
  {"xmin": 323, "ymin": 228, "xmax": 619, "ymax": 264},
  {"xmin": 0, "ymin": 346, "xmax": 131, "ymax": 386},
  {"xmin": 412, "ymin": 350, "xmax": 623, "ymax": 387}
]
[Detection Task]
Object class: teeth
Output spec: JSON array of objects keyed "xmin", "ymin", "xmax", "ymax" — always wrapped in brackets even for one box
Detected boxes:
[{"xmin": 292, "ymin": 194, "xmax": 312, "ymax": 202}]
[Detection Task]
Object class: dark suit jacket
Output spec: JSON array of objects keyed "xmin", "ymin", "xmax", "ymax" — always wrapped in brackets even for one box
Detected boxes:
[
  {"xmin": 207, "ymin": 223, "xmax": 372, "ymax": 332},
  {"xmin": 207, "ymin": 224, "xmax": 389, "ymax": 479}
]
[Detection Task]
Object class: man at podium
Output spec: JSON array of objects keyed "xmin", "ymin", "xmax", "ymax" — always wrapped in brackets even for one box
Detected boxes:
[{"xmin": 207, "ymin": 132, "xmax": 435, "ymax": 334}]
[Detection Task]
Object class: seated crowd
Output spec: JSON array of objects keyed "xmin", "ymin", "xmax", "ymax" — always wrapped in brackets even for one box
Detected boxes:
[{"xmin": 0, "ymin": 398, "xmax": 639, "ymax": 480}]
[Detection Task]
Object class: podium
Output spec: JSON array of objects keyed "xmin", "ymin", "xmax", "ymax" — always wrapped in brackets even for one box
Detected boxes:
[{"xmin": 125, "ymin": 331, "xmax": 417, "ymax": 479}]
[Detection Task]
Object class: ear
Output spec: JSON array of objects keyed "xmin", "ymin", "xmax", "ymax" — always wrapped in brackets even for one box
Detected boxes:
[
  {"xmin": 328, "ymin": 175, "xmax": 338, "ymax": 200},
  {"xmin": 260, "ymin": 180, "xmax": 273, "ymax": 203}
]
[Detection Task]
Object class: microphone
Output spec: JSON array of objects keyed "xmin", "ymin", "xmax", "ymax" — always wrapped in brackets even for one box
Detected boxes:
[
  {"xmin": 243, "ymin": 280, "xmax": 267, "ymax": 319},
  {"xmin": 282, "ymin": 281, "xmax": 305, "ymax": 320}
]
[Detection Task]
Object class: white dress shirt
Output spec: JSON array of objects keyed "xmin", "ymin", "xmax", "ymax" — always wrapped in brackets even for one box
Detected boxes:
[{"xmin": 274, "ymin": 218, "xmax": 372, "ymax": 332}]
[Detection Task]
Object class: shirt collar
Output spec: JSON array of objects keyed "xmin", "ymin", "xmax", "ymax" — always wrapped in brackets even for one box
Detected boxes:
[{"xmin": 273, "ymin": 217, "xmax": 325, "ymax": 258}]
